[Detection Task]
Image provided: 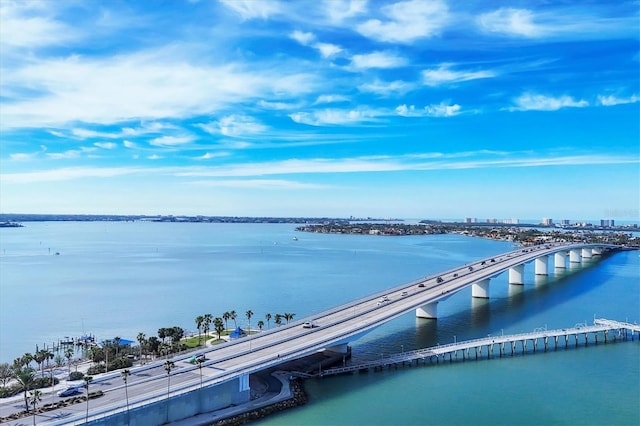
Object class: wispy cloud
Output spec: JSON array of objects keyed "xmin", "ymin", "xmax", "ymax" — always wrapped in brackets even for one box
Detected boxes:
[
  {"xmin": 289, "ymin": 108, "xmax": 383, "ymax": 126},
  {"xmin": 188, "ymin": 179, "xmax": 328, "ymax": 189},
  {"xmin": 357, "ymin": 0, "xmax": 449, "ymax": 43},
  {"xmin": 510, "ymin": 93, "xmax": 588, "ymax": 111},
  {"xmin": 219, "ymin": 0, "xmax": 283, "ymax": 20},
  {"xmin": 422, "ymin": 64, "xmax": 495, "ymax": 86},
  {"xmin": 94, "ymin": 142, "xmax": 118, "ymax": 150},
  {"xmin": 349, "ymin": 51, "xmax": 407, "ymax": 69},
  {"xmin": 197, "ymin": 115, "xmax": 269, "ymax": 138},
  {"xmin": 149, "ymin": 135, "xmax": 194, "ymax": 147},
  {"xmin": 477, "ymin": 8, "xmax": 543, "ymax": 38},
  {"xmin": 396, "ymin": 103, "xmax": 461, "ymax": 117},
  {"xmin": 598, "ymin": 94, "xmax": 639, "ymax": 107}
]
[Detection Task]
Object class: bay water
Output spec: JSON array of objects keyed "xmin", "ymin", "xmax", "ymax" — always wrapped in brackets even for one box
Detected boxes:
[{"xmin": 1, "ymin": 222, "xmax": 638, "ymax": 425}]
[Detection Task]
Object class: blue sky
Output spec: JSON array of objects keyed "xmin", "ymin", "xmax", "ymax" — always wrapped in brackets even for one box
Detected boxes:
[{"xmin": 1, "ymin": 0, "xmax": 638, "ymax": 221}]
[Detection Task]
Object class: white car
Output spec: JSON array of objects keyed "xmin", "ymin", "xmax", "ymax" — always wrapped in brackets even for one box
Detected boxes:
[{"xmin": 302, "ymin": 321, "xmax": 317, "ymax": 328}]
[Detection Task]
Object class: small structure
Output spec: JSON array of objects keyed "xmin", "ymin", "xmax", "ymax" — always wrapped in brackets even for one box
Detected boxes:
[{"xmin": 229, "ymin": 327, "xmax": 246, "ymax": 339}]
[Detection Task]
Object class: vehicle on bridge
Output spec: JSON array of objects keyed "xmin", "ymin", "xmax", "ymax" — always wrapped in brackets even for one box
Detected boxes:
[
  {"xmin": 58, "ymin": 386, "xmax": 82, "ymax": 397},
  {"xmin": 302, "ymin": 321, "xmax": 318, "ymax": 328}
]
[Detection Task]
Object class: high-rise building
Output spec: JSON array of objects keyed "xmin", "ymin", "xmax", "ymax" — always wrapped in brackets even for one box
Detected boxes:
[
  {"xmin": 600, "ymin": 219, "xmax": 615, "ymax": 227},
  {"xmin": 542, "ymin": 218, "xmax": 553, "ymax": 226},
  {"xmin": 561, "ymin": 219, "xmax": 570, "ymax": 226}
]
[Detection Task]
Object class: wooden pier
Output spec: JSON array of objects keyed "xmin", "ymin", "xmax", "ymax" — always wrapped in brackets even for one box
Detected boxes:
[{"xmin": 317, "ymin": 318, "xmax": 639, "ymax": 377}]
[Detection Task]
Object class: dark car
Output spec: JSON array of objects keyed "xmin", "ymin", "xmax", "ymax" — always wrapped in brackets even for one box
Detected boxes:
[
  {"xmin": 418, "ymin": 283, "xmax": 425, "ymax": 288},
  {"xmin": 58, "ymin": 386, "xmax": 82, "ymax": 397}
]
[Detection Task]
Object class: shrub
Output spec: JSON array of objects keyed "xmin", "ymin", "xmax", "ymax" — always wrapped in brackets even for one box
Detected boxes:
[{"xmin": 68, "ymin": 371, "xmax": 84, "ymax": 381}]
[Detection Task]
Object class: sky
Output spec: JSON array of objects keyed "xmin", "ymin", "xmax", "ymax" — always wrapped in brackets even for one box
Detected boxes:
[{"xmin": 0, "ymin": 0, "xmax": 638, "ymax": 221}]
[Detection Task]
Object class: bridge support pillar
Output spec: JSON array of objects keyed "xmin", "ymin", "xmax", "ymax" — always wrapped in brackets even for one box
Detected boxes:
[
  {"xmin": 534, "ymin": 256, "xmax": 548, "ymax": 275},
  {"xmin": 416, "ymin": 302, "xmax": 438, "ymax": 319},
  {"xmin": 592, "ymin": 247, "xmax": 602, "ymax": 256},
  {"xmin": 554, "ymin": 252, "xmax": 566, "ymax": 269},
  {"xmin": 472, "ymin": 279, "xmax": 490, "ymax": 298},
  {"xmin": 509, "ymin": 264, "xmax": 524, "ymax": 285},
  {"xmin": 570, "ymin": 249, "xmax": 581, "ymax": 263},
  {"xmin": 581, "ymin": 248, "xmax": 592, "ymax": 259},
  {"xmin": 327, "ymin": 343, "xmax": 350, "ymax": 354}
]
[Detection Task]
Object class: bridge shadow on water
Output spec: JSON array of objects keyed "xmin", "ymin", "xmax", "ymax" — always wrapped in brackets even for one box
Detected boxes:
[{"xmin": 349, "ymin": 253, "xmax": 618, "ymax": 363}]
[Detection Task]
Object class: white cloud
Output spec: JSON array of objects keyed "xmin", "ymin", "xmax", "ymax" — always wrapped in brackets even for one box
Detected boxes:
[
  {"xmin": 219, "ymin": 0, "xmax": 282, "ymax": 20},
  {"xmin": 357, "ymin": 0, "xmax": 449, "ymax": 43},
  {"xmin": 358, "ymin": 79, "xmax": 413, "ymax": 96},
  {"xmin": 147, "ymin": 154, "xmax": 162, "ymax": 160},
  {"xmin": 0, "ymin": 1, "xmax": 79, "ymax": 49},
  {"xmin": 422, "ymin": 64, "xmax": 495, "ymax": 86},
  {"xmin": 314, "ymin": 94, "xmax": 350, "ymax": 104},
  {"xmin": 477, "ymin": 8, "xmax": 542, "ymax": 38},
  {"xmin": 188, "ymin": 179, "xmax": 327, "ymax": 189},
  {"xmin": 315, "ymin": 42, "xmax": 343, "ymax": 58},
  {"xmin": 290, "ymin": 30, "xmax": 315, "ymax": 45},
  {"xmin": 1, "ymin": 48, "xmax": 319, "ymax": 129},
  {"xmin": 197, "ymin": 115, "xmax": 268, "ymax": 138},
  {"xmin": 94, "ymin": 142, "xmax": 117, "ymax": 149},
  {"xmin": 598, "ymin": 94, "xmax": 639, "ymax": 107},
  {"xmin": 396, "ymin": 103, "xmax": 461, "ymax": 117},
  {"xmin": 194, "ymin": 152, "xmax": 229, "ymax": 160},
  {"xmin": 149, "ymin": 135, "xmax": 194, "ymax": 147},
  {"xmin": 349, "ymin": 51, "xmax": 407, "ymax": 69},
  {"xmin": 289, "ymin": 108, "xmax": 381, "ymax": 126},
  {"xmin": 9, "ymin": 152, "xmax": 39, "ymax": 161},
  {"xmin": 324, "ymin": 0, "xmax": 367, "ymax": 23},
  {"xmin": 123, "ymin": 140, "xmax": 137, "ymax": 149},
  {"xmin": 511, "ymin": 93, "xmax": 589, "ymax": 111},
  {"xmin": 72, "ymin": 128, "xmax": 119, "ymax": 139}
]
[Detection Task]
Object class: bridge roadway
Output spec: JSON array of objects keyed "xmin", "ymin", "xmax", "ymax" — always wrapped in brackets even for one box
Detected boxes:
[{"xmin": 0, "ymin": 242, "xmax": 620, "ymax": 424}]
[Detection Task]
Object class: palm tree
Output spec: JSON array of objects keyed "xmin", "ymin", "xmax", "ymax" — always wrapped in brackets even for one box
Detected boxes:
[
  {"xmin": 13, "ymin": 366, "xmax": 35, "ymax": 413},
  {"xmin": 164, "ymin": 360, "xmax": 175, "ymax": 423},
  {"xmin": 265, "ymin": 313, "xmax": 272, "ymax": 329},
  {"xmin": 34, "ymin": 349, "xmax": 53, "ymax": 377},
  {"xmin": 214, "ymin": 317, "xmax": 224, "ymax": 340},
  {"xmin": 222, "ymin": 312, "xmax": 230, "ymax": 331},
  {"xmin": 283, "ymin": 313, "xmax": 292, "ymax": 324},
  {"xmin": 257, "ymin": 320, "xmax": 264, "ymax": 331},
  {"xmin": 114, "ymin": 337, "xmax": 121, "ymax": 357},
  {"xmin": 121, "ymin": 369, "xmax": 131, "ymax": 424},
  {"xmin": 83, "ymin": 375, "xmax": 94, "ymax": 424},
  {"xmin": 274, "ymin": 314, "xmax": 282, "ymax": 327},
  {"xmin": 246, "ymin": 310, "xmax": 254, "ymax": 333},
  {"xmin": 230, "ymin": 310, "xmax": 238, "ymax": 328},
  {"xmin": 203, "ymin": 314, "xmax": 212, "ymax": 339},
  {"xmin": 64, "ymin": 348, "xmax": 74, "ymax": 374},
  {"xmin": 195, "ymin": 315, "xmax": 204, "ymax": 345},
  {"xmin": 137, "ymin": 332, "xmax": 146, "ymax": 363},
  {"xmin": 29, "ymin": 389, "xmax": 42, "ymax": 426}
]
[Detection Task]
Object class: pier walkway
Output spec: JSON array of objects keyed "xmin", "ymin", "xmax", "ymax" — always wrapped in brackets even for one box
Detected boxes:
[{"xmin": 317, "ymin": 318, "xmax": 639, "ymax": 377}]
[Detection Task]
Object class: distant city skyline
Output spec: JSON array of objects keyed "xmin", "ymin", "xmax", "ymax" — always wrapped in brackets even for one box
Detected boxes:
[{"xmin": 1, "ymin": 1, "xmax": 638, "ymax": 219}]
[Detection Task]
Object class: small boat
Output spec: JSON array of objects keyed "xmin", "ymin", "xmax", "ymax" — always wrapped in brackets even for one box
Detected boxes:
[{"xmin": 292, "ymin": 236, "xmax": 298, "ymax": 241}]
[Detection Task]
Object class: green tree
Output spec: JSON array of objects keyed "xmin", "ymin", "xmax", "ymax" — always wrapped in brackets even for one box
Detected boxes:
[
  {"xmin": 274, "ymin": 314, "xmax": 282, "ymax": 327},
  {"xmin": 33, "ymin": 349, "xmax": 53, "ymax": 377},
  {"xmin": 203, "ymin": 313, "xmax": 212, "ymax": 339},
  {"xmin": 283, "ymin": 313, "xmax": 295, "ymax": 324},
  {"xmin": 0, "ymin": 362, "xmax": 12, "ymax": 388},
  {"xmin": 113, "ymin": 337, "xmax": 121, "ymax": 357},
  {"xmin": 246, "ymin": 310, "xmax": 254, "ymax": 333},
  {"xmin": 29, "ymin": 389, "xmax": 42, "ymax": 426},
  {"xmin": 64, "ymin": 348, "xmax": 74, "ymax": 374},
  {"xmin": 83, "ymin": 375, "xmax": 94, "ymax": 423},
  {"xmin": 230, "ymin": 310, "xmax": 237, "ymax": 328},
  {"xmin": 137, "ymin": 332, "xmax": 146, "ymax": 362},
  {"xmin": 222, "ymin": 312, "xmax": 230, "ymax": 331},
  {"xmin": 265, "ymin": 313, "xmax": 272, "ymax": 329},
  {"xmin": 195, "ymin": 315, "xmax": 204, "ymax": 345},
  {"xmin": 257, "ymin": 320, "xmax": 264, "ymax": 331},
  {"xmin": 13, "ymin": 366, "xmax": 35, "ymax": 413},
  {"xmin": 214, "ymin": 317, "xmax": 224, "ymax": 340}
]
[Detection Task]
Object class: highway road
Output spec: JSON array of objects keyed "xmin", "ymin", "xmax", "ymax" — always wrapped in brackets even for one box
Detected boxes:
[{"xmin": 0, "ymin": 242, "xmax": 617, "ymax": 424}]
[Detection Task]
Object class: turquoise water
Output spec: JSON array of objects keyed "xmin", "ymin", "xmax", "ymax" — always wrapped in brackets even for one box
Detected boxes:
[{"xmin": 1, "ymin": 222, "xmax": 638, "ymax": 425}]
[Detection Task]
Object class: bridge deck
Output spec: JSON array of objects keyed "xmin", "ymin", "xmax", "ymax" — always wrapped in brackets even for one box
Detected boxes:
[{"xmin": 318, "ymin": 318, "xmax": 639, "ymax": 377}]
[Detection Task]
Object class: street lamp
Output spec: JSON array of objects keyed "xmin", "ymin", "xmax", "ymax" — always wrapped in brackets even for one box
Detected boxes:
[{"xmin": 454, "ymin": 335, "xmax": 457, "ymax": 344}]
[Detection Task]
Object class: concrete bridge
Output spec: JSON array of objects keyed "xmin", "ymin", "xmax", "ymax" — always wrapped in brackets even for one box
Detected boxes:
[{"xmin": 0, "ymin": 243, "xmax": 624, "ymax": 425}]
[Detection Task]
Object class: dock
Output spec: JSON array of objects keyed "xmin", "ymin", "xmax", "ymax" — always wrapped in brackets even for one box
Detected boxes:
[{"xmin": 318, "ymin": 318, "xmax": 639, "ymax": 377}]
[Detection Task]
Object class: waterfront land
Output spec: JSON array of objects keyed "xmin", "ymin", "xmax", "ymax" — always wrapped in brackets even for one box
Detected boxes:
[{"xmin": 296, "ymin": 222, "xmax": 640, "ymax": 247}]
